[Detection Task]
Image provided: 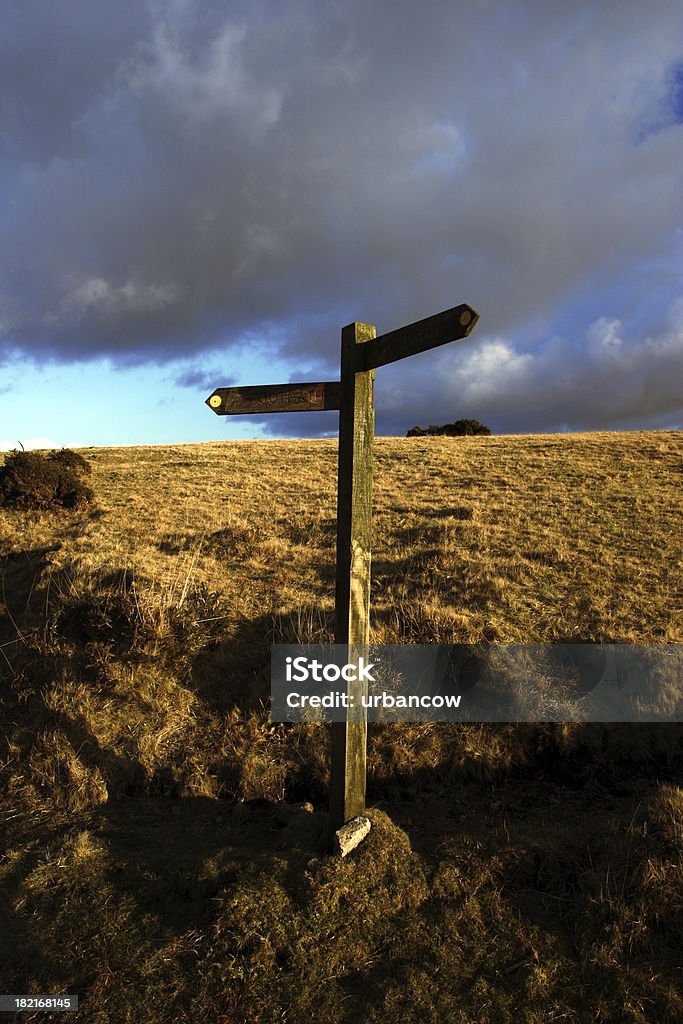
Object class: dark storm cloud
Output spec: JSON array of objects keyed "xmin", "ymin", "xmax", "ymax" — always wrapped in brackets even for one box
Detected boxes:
[
  {"xmin": 372, "ymin": 297, "xmax": 683, "ymax": 436},
  {"xmin": 1, "ymin": 0, "xmax": 682, "ymax": 432},
  {"xmin": 171, "ymin": 365, "xmax": 233, "ymax": 391}
]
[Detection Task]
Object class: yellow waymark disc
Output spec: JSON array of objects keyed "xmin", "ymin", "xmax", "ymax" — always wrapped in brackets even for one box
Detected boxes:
[
  {"xmin": 459, "ymin": 310, "xmax": 472, "ymax": 326},
  {"xmin": 209, "ymin": 394, "xmax": 222, "ymax": 408}
]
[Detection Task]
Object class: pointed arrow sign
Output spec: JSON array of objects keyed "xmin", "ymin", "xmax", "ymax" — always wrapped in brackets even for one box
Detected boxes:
[
  {"xmin": 358, "ymin": 303, "xmax": 479, "ymax": 372},
  {"xmin": 207, "ymin": 381, "xmax": 342, "ymax": 415}
]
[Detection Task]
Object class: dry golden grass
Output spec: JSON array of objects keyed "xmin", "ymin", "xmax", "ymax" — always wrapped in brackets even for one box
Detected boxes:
[{"xmin": 1, "ymin": 431, "xmax": 682, "ymax": 1022}]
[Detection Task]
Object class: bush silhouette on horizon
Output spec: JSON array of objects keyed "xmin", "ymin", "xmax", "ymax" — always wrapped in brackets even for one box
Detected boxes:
[{"xmin": 407, "ymin": 418, "xmax": 492, "ymax": 437}]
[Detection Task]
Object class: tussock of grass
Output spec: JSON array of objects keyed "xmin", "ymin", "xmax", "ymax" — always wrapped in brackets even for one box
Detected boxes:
[
  {"xmin": 649, "ymin": 784, "xmax": 683, "ymax": 850},
  {"xmin": 1, "ymin": 432, "xmax": 682, "ymax": 1021}
]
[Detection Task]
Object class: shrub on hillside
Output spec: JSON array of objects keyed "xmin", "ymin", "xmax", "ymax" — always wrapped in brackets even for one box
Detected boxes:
[
  {"xmin": 47, "ymin": 447, "xmax": 92, "ymax": 476},
  {"xmin": 0, "ymin": 449, "xmax": 95, "ymax": 511},
  {"xmin": 406, "ymin": 419, "xmax": 492, "ymax": 437},
  {"xmin": 440, "ymin": 419, "xmax": 492, "ymax": 436}
]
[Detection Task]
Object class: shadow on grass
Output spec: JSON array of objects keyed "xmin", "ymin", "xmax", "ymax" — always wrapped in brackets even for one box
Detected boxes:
[
  {"xmin": 185, "ymin": 603, "xmax": 335, "ymax": 711},
  {"xmin": 0, "ymin": 545, "xmax": 60, "ymax": 642},
  {"xmin": 0, "ymin": 792, "xmax": 328, "ymax": 1009},
  {"xmin": 4, "ymin": 774, "xmax": 682, "ymax": 1023}
]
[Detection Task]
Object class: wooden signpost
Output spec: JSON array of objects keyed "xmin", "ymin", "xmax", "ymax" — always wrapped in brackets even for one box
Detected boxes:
[{"xmin": 206, "ymin": 302, "xmax": 480, "ymax": 839}]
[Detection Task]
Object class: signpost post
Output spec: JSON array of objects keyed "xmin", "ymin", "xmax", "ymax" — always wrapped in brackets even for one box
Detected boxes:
[{"xmin": 207, "ymin": 302, "xmax": 480, "ymax": 839}]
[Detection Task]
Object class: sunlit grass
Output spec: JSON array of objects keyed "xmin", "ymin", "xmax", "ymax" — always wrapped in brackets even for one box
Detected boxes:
[{"xmin": 1, "ymin": 431, "xmax": 681, "ymax": 1022}]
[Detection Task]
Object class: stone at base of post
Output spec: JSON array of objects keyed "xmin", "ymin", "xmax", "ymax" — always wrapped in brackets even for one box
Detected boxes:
[{"xmin": 334, "ymin": 815, "xmax": 371, "ymax": 857}]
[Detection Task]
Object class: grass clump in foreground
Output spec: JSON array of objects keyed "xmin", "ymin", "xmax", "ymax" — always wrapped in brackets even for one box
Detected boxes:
[{"xmin": 0, "ymin": 432, "xmax": 682, "ymax": 1022}]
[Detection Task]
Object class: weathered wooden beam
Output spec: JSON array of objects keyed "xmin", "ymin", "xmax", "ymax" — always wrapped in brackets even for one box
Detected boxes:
[
  {"xmin": 359, "ymin": 303, "xmax": 479, "ymax": 372},
  {"xmin": 206, "ymin": 381, "xmax": 342, "ymax": 415},
  {"xmin": 329, "ymin": 321, "xmax": 376, "ymax": 836}
]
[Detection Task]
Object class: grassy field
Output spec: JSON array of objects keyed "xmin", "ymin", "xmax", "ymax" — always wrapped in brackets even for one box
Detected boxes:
[{"xmin": 1, "ymin": 431, "xmax": 682, "ymax": 1023}]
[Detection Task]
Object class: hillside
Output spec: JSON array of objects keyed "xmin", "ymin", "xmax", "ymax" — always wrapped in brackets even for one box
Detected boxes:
[{"xmin": 1, "ymin": 431, "xmax": 682, "ymax": 1023}]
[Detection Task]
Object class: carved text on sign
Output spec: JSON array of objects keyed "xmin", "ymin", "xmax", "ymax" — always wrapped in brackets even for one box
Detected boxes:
[{"xmin": 207, "ymin": 381, "xmax": 342, "ymax": 415}]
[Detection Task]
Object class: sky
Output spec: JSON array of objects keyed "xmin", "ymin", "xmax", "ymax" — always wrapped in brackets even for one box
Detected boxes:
[{"xmin": 1, "ymin": 0, "xmax": 682, "ymax": 449}]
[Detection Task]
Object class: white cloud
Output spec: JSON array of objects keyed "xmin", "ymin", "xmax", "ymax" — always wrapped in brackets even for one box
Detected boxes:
[
  {"xmin": 53, "ymin": 277, "xmax": 183, "ymax": 323},
  {"xmin": 0, "ymin": 437, "xmax": 59, "ymax": 452},
  {"xmin": 388, "ymin": 293, "xmax": 683, "ymax": 433},
  {"xmin": 445, "ymin": 339, "xmax": 534, "ymax": 404},
  {"xmin": 586, "ymin": 317, "xmax": 624, "ymax": 361},
  {"xmin": 121, "ymin": 18, "xmax": 282, "ymax": 135}
]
